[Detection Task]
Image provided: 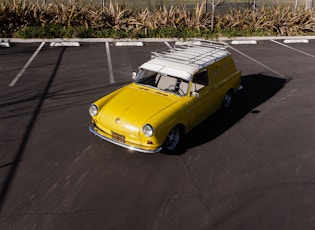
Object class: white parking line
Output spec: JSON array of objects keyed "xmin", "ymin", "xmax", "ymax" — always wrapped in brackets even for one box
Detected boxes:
[
  {"xmin": 228, "ymin": 45, "xmax": 286, "ymax": 78},
  {"xmin": 271, "ymin": 39, "xmax": 315, "ymax": 58},
  {"xmin": 9, "ymin": 42, "xmax": 45, "ymax": 87},
  {"xmin": 105, "ymin": 42, "xmax": 115, "ymax": 84},
  {"xmin": 164, "ymin": 41, "xmax": 173, "ymax": 50}
]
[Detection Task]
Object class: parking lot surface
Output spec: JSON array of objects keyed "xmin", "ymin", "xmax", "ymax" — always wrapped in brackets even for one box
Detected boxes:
[{"xmin": 1, "ymin": 39, "xmax": 315, "ymax": 229}]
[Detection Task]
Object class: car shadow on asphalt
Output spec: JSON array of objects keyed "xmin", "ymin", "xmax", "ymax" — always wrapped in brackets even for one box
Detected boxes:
[{"xmin": 170, "ymin": 73, "xmax": 290, "ymax": 155}]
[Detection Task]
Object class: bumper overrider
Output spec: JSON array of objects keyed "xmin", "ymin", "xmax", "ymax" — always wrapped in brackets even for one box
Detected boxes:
[{"xmin": 89, "ymin": 125, "xmax": 162, "ymax": 154}]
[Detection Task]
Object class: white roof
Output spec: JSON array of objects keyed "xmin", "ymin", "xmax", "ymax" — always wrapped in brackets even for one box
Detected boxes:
[{"xmin": 140, "ymin": 40, "xmax": 230, "ymax": 81}]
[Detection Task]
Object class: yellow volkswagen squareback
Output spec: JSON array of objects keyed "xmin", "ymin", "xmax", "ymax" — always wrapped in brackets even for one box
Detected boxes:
[{"xmin": 89, "ymin": 40, "xmax": 241, "ymax": 153}]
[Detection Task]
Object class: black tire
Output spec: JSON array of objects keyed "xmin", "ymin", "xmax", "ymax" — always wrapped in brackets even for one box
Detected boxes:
[
  {"xmin": 222, "ymin": 90, "xmax": 233, "ymax": 109},
  {"xmin": 163, "ymin": 126, "xmax": 181, "ymax": 152}
]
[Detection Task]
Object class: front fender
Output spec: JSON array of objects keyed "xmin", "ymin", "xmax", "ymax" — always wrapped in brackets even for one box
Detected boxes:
[{"xmin": 143, "ymin": 99, "xmax": 190, "ymax": 146}]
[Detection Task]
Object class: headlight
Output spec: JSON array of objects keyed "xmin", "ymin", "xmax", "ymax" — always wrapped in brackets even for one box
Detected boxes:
[
  {"xmin": 142, "ymin": 124, "xmax": 154, "ymax": 137},
  {"xmin": 89, "ymin": 104, "xmax": 98, "ymax": 116}
]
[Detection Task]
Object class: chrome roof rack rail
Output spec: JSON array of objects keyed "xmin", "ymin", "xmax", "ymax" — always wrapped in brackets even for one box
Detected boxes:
[{"xmin": 151, "ymin": 40, "xmax": 229, "ymax": 68}]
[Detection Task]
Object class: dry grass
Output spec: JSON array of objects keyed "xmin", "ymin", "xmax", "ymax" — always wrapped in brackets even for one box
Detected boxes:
[
  {"xmin": 1, "ymin": 0, "xmax": 314, "ymax": 38},
  {"xmin": 218, "ymin": 5, "xmax": 315, "ymax": 36}
]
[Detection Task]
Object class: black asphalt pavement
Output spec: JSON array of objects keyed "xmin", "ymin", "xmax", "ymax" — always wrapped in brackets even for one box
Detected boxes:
[{"xmin": 0, "ymin": 39, "xmax": 315, "ymax": 229}]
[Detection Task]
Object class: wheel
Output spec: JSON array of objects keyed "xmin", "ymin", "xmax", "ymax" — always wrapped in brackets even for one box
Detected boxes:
[
  {"xmin": 163, "ymin": 126, "xmax": 181, "ymax": 152},
  {"xmin": 168, "ymin": 85, "xmax": 185, "ymax": 95},
  {"xmin": 222, "ymin": 90, "xmax": 233, "ymax": 109}
]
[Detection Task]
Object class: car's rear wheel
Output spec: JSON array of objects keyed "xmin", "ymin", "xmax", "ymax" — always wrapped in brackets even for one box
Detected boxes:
[
  {"xmin": 163, "ymin": 126, "xmax": 181, "ymax": 152},
  {"xmin": 222, "ymin": 90, "xmax": 233, "ymax": 109}
]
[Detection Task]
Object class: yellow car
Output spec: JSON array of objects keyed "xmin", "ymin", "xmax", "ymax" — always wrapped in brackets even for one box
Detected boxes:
[{"xmin": 89, "ymin": 40, "xmax": 241, "ymax": 153}]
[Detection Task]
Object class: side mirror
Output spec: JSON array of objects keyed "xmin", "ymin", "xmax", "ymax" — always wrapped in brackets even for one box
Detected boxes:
[
  {"xmin": 191, "ymin": 92, "xmax": 199, "ymax": 98},
  {"xmin": 132, "ymin": 72, "xmax": 137, "ymax": 80}
]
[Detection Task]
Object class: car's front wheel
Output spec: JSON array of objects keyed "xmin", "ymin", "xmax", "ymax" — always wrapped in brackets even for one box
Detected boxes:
[{"xmin": 163, "ymin": 126, "xmax": 181, "ymax": 152}]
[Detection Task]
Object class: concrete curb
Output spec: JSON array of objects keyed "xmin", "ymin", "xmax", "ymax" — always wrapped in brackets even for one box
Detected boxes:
[
  {"xmin": 231, "ymin": 40, "xmax": 257, "ymax": 45},
  {"xmin": 0, "ymin": 39, "xmax": 10, "ymax": 47},
  {"xmin": 50, "ymin": 41, "xmax": 80, "ymax": 47},
  {"xmin": 284, "ymin": 39, "xmax": 309, "ymax": 44},
  {"xmin": 1, "ymin": 36, "xmax": 315, "ymax": 45},
  {"xmin": 115, "ymin": 41, "xmax": 143, "ymax": 46}
]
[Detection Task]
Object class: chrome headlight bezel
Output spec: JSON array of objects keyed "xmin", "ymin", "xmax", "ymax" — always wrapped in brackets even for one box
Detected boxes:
[
  {"xmin": 89, "ymin": 104, "xmax": 98, "ymax": 116},
  {"xmin": 142, "ymin": 124, "xmax": 154, "ymax": 137}
]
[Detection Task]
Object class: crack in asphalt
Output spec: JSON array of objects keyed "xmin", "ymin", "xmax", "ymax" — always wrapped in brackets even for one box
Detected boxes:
[
  {"xmin": 179, "ymin": 155, "xmax": 215, "ymax": 227},
  {"xmin": 0, "ymin": 194, "xmax": 203, "ymax": 219}
]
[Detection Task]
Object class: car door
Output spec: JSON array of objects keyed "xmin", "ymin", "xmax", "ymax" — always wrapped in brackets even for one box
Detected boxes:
[{"xmin": 189, "ymin": 69, "xmax": 216, "ymax": 128}]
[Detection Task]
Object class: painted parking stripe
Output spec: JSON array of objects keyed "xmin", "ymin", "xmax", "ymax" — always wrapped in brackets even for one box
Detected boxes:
[
  {"xmin": 271, "ymin": 39, "xmax": 315, "ymax": 58},
  {"xmin": 164, "ymin": 41, "xmax": 173, "ymax": 50},
  {"xmin": 9, "ymin": 42, "xmax": 45, "ymax": 87},
  {"xmin": 228, "ymin": 44, "xmax": 286, "ymax": 79},
  {"xmin": 105, "ymin": 42, "xmax": 115, "ymax": 84}
]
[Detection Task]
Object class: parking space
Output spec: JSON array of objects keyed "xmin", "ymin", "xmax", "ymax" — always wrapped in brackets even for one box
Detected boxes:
[
  {"xmin": 231, "ymin": 39, "xmax": 315, "ymax": 77},
  {"xmin": 0, "ymin": 38, "xmax": 315, "ymax": 229}
]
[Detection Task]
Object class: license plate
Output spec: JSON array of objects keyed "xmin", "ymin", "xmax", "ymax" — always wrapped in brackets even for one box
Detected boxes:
[{"xmin": 111, "ymin": 131, "xmax": 125, "ymax": 143}]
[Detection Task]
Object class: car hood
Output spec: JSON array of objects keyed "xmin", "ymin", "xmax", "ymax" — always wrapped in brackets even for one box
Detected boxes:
[{"xmin": 99, "ymin": 84, "xmax": 178, "ymax": 131}]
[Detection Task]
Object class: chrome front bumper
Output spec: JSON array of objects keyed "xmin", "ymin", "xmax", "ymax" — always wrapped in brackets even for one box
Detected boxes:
[{"xmin": 89, "ymin": 125, "xmax": 162, "ymax": 154}]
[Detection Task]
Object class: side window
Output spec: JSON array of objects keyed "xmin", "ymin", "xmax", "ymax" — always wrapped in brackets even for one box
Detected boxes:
[{"xmin": 192, "ymin": 70, "xmax": 209, "ymax": 92}]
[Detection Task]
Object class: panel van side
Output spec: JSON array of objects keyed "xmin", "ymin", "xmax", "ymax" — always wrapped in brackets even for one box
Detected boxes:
[{"xmin": 208, "ymin": 55, "xmax": 241, "ymax": 109}]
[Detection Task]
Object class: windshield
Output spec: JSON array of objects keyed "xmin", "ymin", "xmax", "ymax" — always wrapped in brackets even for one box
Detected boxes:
[{"xmin": 135, "ymin": 69, "xmax": 189, "ymax": 96}]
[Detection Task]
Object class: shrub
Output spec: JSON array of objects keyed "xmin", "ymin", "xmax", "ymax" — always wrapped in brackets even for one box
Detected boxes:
[{"xmin": 1, "ymin": 0, "xmax": 314, "ymax": 38}]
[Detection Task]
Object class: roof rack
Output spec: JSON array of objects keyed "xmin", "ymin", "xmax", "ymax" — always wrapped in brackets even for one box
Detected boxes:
[
  {"xmin": 151, "ymin": 40, "xmax": 229, "ymax": 68},
  {"xmin": 174, "ymin": 39, "xmax": 228, "ymax": 49}
]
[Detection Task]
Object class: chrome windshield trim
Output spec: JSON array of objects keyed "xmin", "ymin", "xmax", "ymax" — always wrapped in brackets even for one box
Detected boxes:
[{"xmin": 89, "ymin": 125, "xmax": 162, "ymax": 154}]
